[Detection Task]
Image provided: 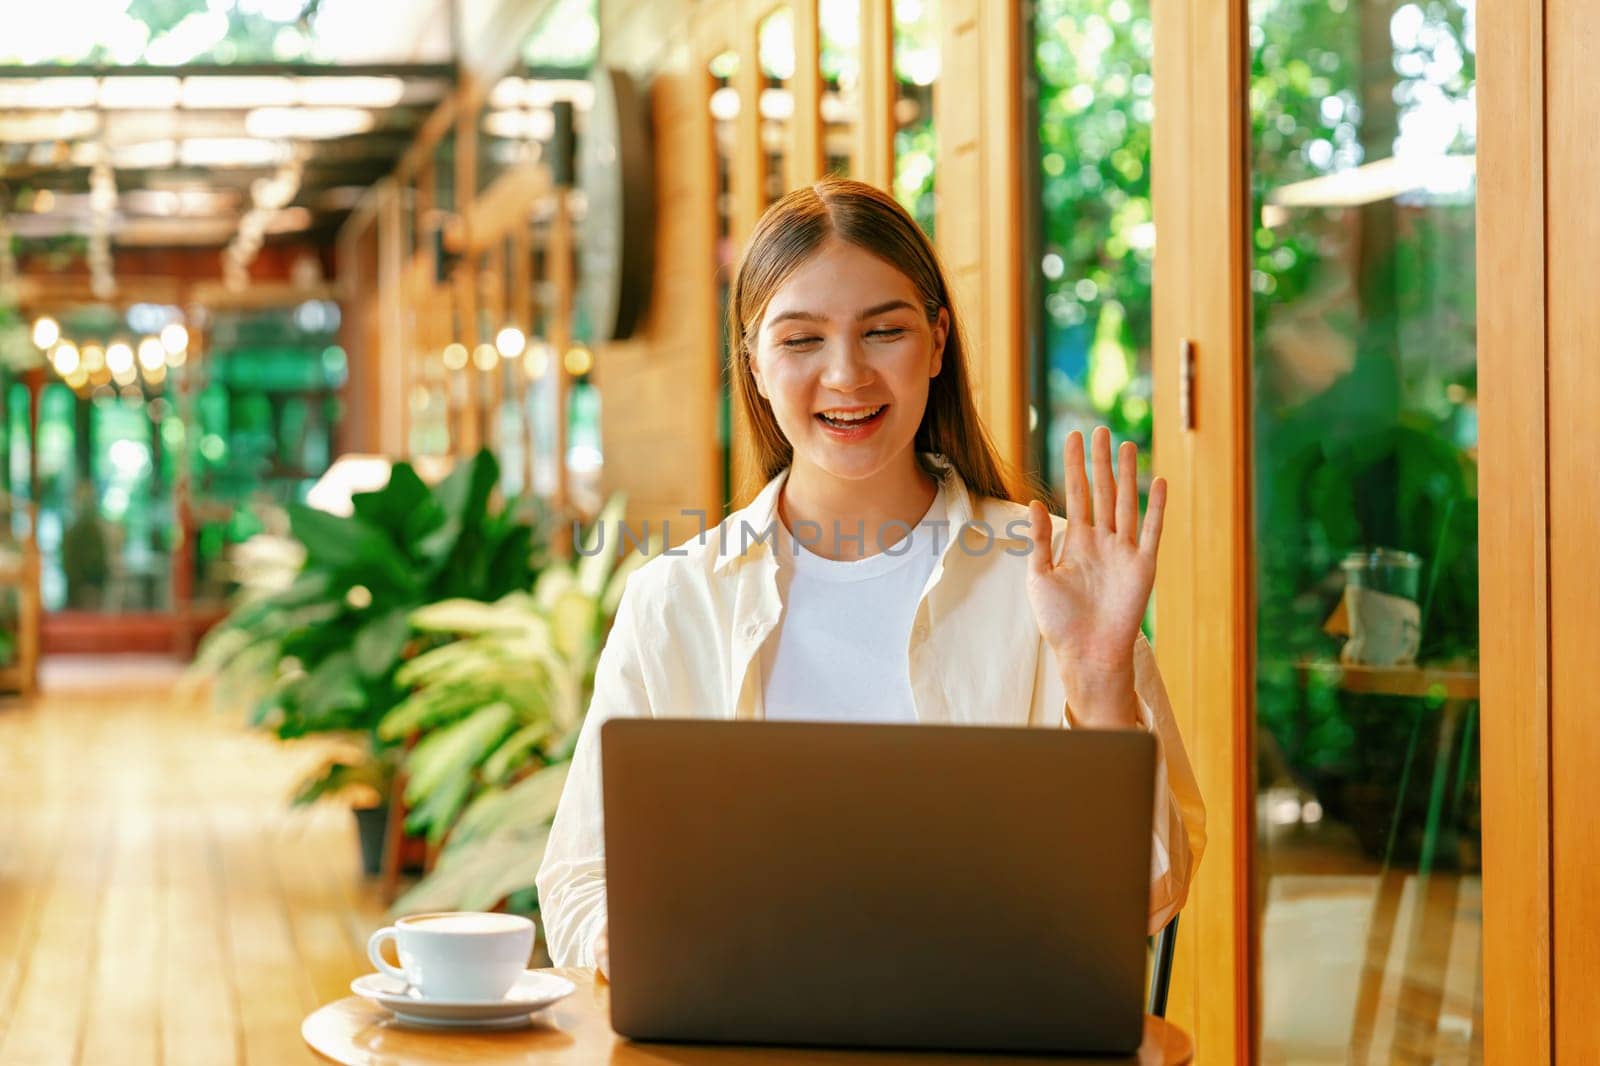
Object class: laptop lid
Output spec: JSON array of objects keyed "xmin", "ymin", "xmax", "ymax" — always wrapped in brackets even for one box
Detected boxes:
[{"xmin": 600, "ymin": 719, "xmax": 1156, "ymax": 1055}]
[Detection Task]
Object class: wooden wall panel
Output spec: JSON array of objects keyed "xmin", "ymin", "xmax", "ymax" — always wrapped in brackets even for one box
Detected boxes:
[
  {"xmin": 598, "ymin": 0, "xmax": 724, "ymax": 526},
  {"xmin": 1476, "ymin": 0, "xmax": 1552, "ymax": 1059},
  {"xmin": 1546, "ymin": 0, "xmax": 1600, "ymax": 1058},
  {"xmin": 934, "ymin": 0, "xmax": 1025, "ymax": 473},
  {"xmin": 1150, "ymin": 0, "xmax": 1253, "ymax": 1059}
]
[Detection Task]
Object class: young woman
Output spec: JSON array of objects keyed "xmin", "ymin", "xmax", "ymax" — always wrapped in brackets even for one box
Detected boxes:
[{"xmin": 536, "ymin": 178, "xmax": 1205, "ymax": 974}]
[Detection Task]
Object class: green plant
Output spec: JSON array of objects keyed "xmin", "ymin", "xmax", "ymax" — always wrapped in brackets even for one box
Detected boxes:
[
  {"xmin": 386, "ymin": 496, "xmax": 646, "ymax": 914},
  {"xmin": 190, "ymin": 449, "xmax": 542, "ymax": 806}
]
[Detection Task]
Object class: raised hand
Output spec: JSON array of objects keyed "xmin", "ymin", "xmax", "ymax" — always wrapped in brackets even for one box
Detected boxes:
[{"xmin": 1024, "ymin": 426, "xmax": 1167, "ymax": 729}]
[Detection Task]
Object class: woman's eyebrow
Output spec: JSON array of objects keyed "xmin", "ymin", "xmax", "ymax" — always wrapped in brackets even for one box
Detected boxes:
[{"xmin": 767, "ymin": 299, "xmax": 918, "ymax": 328}]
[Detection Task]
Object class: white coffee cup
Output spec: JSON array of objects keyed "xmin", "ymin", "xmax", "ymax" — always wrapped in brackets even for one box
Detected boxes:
[{"xmin": 366, "ymin": 911, "xmax": 535, "ymax": 1001}]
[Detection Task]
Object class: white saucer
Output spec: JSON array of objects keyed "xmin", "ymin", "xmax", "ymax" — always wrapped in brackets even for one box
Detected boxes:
[{"xmin": 351, "ymin": 970, "xmax": 576, "ymax": 1028}]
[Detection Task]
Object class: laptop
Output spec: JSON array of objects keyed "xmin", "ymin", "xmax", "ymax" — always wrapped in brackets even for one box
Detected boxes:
[{"xmin": 600, "ymin": 719, "xmax": 1156, "ymax": 1055}]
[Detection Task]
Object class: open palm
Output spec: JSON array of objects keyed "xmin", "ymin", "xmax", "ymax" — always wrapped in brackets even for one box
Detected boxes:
[{"xmin": 1024, "ymin": 427, "xmax": 1166, "ymax": 725}]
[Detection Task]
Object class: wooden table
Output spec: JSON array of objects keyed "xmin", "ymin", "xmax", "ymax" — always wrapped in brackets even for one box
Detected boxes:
[
  {"xmin": 1295, "ymin": 660, "xmax": 1482, "ymax": 1061},
  {"xmin": 303, "ymin": 969, "xmax": 1193, "ymax": 1065}
]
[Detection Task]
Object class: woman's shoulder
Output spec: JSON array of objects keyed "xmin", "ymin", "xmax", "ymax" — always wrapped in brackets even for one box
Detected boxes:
[{"xmin": 611, "ymin": 508, "xmax": 753, "ymax": 615}]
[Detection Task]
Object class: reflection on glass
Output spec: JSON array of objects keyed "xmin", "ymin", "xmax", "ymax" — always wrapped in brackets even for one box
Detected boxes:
[
  {"xmin": 1031, "ymin": 0, "xmax": 1156, "ymax": 521},
  {"xmin": 711, "ymin": 48, "xmax": 740, "ymax": 512},
  {"xmin": 760, "ymin": 7, "xmax": 795, "ymax": 204},
  {"xmin": 819, "ymin": 0, "xmax": 860, "ymax": 176},
  {"xmin": 1250, "ymin": 1, "xmax": 1481, "ymax": 1062},
  {"xmin": 892, "ymin": 0, "xmax": 938, "ymax": 234},
  {"xmin": 191, "ymin": 306, "xmax": 346, "ymax": 606},
  {"xmin": 522, "ymin": 0, "xmax": 600, "ymax": 69}
]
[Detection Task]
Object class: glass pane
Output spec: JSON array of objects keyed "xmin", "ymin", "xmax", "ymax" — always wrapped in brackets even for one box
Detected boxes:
[
  {"xmin": 1249, "ymin": 1, "xmax": 1481, "ymax": 1061},
  {"xmin": 760, "ymin": 7, "xmax": 795, "ymax": 205},
  {"xmin": 1031, "ymin": 0, "xmax": 1157, "ymax": 573},
  {"xmin": 819, "ymin": 0, "xmax": 860, "ymax": 176},
  {"xmin": 710, "ymin": 48, "xmax": 740, "ymax": 513},
  {"xmin": 893, "ymin": 0, "xmax": 938, "ymax": 235}
]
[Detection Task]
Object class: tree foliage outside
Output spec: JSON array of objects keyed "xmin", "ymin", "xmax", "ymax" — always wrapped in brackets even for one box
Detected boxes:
[{"xmin": 1034, "ymin": 0, "xmax": 1480, "ymax": 858}]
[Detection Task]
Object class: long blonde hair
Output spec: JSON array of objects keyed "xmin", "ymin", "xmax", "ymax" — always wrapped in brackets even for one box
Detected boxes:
[{"xmin": 728, "ymin": 178, "xmax": 1022, "ymax": 504}]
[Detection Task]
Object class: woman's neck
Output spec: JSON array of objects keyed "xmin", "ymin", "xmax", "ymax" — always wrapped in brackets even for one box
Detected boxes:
[{"xmin": 779, "ymin": 452, "xmax": 938, "ymax": 561}]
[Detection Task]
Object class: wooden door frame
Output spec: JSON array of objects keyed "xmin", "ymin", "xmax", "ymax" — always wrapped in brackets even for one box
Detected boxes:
[
  {"xmin": 1149, "ymin": 0, "xmax": 1254, "ymax": 1058},
  {"xmin": 1151, "ymin": 0, "xmax": 1558, "ymax": 1058}
]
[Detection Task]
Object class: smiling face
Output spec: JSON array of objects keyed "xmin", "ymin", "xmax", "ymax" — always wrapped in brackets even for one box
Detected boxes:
[{"xmin": 748, "ymin": 238, "xmax": 948, "ymax": 486}]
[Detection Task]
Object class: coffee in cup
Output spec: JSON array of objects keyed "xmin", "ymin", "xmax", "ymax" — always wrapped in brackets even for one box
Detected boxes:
[{"xmin": 367, "ymin": 911, "xmax": 535, "ymax": 1001}]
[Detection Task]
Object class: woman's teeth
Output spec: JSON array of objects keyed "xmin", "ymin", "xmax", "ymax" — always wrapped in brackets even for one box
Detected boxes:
[{"xmin": 817, "ymin": 406, "xmax": 885, "ymax": 427}]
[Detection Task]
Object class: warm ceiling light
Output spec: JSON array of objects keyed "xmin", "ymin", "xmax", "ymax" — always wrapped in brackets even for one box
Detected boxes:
[
  {"xmin": 484, "ymin": 109, "xmax": 553, "ymax": 141},
  {"xmin": 181, "ymin": 76, "xmax": 297, "ymax": 109},
  {"xmin": 0, "ymin": 111, "xmax": 97, "ymax": 142},
  {"xmin": 525, "ymin": 80, "xmax": 594, "ymax": 109},
  {"xmin": 106, "ymin": 342, "xmax": 135, "ymax": 376},
  {"xmin": 709, "ymin": 87, "xmax": 740, "ymax": 121},
  {"xmin": 166, "ymin": 347, "xmax": 188, "ymax": 369},
  {"xmin": 100, "ymin": 77, "xmax": 183, "ymax": 110},
  {"xmin": 179, "ymin": 138, "xmax": 291, "ymax": 167},
  {"xmin": 32, "ymin": 317, "xmax": 60, "ymax": 349},
  {"xmin": 137, "ymin": 338, "xmax": 166, "ymax": 371},
  {"xmin": 442, "ymin": 343, "xmax": 469, "ymax": 370},
  {"xmin": 495, "ymin": 326, "xmax": 527, "ymax": 359},
  {"xmin": 563, "ymin": 345, "xmax": 593, "ymax": 377},
  {"xmin": 472, "ymin": 344, "xmax": 499, "ymax": 371},
  {"xmin": 160, "ymin": 323, "xmax": 189, "ymax": 354},
  {"xmin": 50, "ymin": 342, "xmax": 80, "ymax": 376},
  {"xmin": 112, "ymin": 141, "xmax": 179, "ymax": 169},
  {"xmin": 0, "ymin": 78, "xmax": 98, "ymax": 109},
  {"xmin": 523, "ymin": 343, "xmax": 551, "ymax": 380},
  {"xmin": 81, "ymin": 344, "xmax": 106, "ymax": 373},
  {"xmin": 295, "ymin": 76, "xmax": 405, "ymax": 108},
  {"xmin": 246, "ymin": 107, "xmax": 374, "ymax": 140}
]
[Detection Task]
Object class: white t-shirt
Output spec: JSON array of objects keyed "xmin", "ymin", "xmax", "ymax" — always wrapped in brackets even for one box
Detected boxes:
[{"xmin": 759, "ymin": 493, "xmax": 947, "ymax": 723}]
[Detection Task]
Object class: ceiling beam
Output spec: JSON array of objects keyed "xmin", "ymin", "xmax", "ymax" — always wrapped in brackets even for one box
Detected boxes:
[{"xmin": 0, "ymin": 63, "xmax": 459, "ymax": 80}]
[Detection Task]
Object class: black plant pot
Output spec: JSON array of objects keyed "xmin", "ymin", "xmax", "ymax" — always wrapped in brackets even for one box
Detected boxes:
[{"xmin": 353, "ymin": 804, "xmax": 388, "ymax": 877}]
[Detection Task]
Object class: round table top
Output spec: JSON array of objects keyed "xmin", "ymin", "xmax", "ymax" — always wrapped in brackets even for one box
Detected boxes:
[{"xmin": 303, "ymin": 969, "xmax": 1193, "ymax": 1065}]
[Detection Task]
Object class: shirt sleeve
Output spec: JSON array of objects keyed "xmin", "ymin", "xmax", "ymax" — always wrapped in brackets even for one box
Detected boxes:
[
  {"xmin": 535, "ymin": 581, "xmax": 651, "ymax": 968},
  {"xmin": 1041, "ymin": 632, "xmax": 1207, "ymax": 936}
]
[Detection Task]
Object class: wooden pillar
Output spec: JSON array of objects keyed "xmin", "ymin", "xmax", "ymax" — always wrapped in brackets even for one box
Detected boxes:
[
  {"xmin": 857, "ymin": 0, "xmax": 896, "ymax": 189},
  {"xmin": 1149, "ymin": 0, "xmax": 1254, "ymax": 1059},
  {"xmin": 790, "ymin": 0, "xmax": 825, "ymax": 187}
]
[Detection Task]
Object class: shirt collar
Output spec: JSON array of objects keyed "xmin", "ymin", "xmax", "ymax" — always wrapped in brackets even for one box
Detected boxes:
[{"xmin": 712, "ymin": 452, "xmax": 976, "ymax": 575}]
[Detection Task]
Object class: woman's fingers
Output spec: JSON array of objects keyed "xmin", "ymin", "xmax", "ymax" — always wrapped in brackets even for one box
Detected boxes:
[
  {"xmin": 1026, "ymin": 499, "xmax": 1054, "ymax": 575},
  {"xmin": 1139, "ymin": 476, "xmax": 1168, "ymax": 559},
  {"xmin": 1116, "ymin": 440, "xmax": 1139, "ymax": 543},
  {"xmin": 1090, "ymin": 426, "xmax": 1116, "ymax": 533},
  {"xmin": 1062, "ymin": 430, "xmax": 1090, "ymax": 530}
]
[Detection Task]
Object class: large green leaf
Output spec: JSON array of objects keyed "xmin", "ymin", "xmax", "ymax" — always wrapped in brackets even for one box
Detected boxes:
[
  {"xmin": 391, "ymin": 824, "xmax": 553, "ymax": 916},
  {"xmin": 353, "ymin": 609, "xmax": 412, "ymax": 680},
  {"xmin": 287, "ymin": 504, "xmax": 417, "ymax": 594},
  {"xmin": 575, "ymin": 494, "xmax": 627, "ymax": 597},
  {"xmin": 481, "ymin": 722, "xmax": 553, "ymax": 785},
  {"xmin": 281, "ymin": 650, "xmax": 366, "ymax": 735},
  {"xmin": 351, "ymin": 462, "xmax": 445, "ymax": 551},
  {"xmin": 433, "ymin": 449, "xmax": 500, "ymax": 530},
  {"xmin": 409, "ymin": 594, "xmax": 542, "ymax": 637},
  {"xmin": 405, "ymin": 766, "xmax": 474, "ymax": 844},
  {"xmin": 447, "ymin": 762, "xmax": 571, "ymax": 845},
  {"xmin": 404, "ymin": 702, "xmax": 517, "ymax": 802}
]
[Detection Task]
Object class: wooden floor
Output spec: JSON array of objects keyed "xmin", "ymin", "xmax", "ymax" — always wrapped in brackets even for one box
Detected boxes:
[{"xmin": 0, "ymin": 657, "xmax": 390, "ymax": 1066}]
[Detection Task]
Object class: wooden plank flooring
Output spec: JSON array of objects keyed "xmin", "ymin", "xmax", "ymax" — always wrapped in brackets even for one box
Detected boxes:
[{"xmin": 0, "ymin": 657, "xmax": 390, "ymax": 1066}]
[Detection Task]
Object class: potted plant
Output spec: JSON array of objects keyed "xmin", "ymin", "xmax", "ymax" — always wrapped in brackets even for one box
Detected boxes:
[
  {"xmin": 190, "ymin": 449, "xmax": 544, "ymax": 875},
  {"xmin": 379, "ymin": 496, "xmax": 646, "ymax": 915}
]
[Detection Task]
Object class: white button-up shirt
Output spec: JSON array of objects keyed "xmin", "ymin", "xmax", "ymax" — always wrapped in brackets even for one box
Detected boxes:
[{"xmin": 536, "ymin": 455, "xmax": 1207, "ymax": 968}]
